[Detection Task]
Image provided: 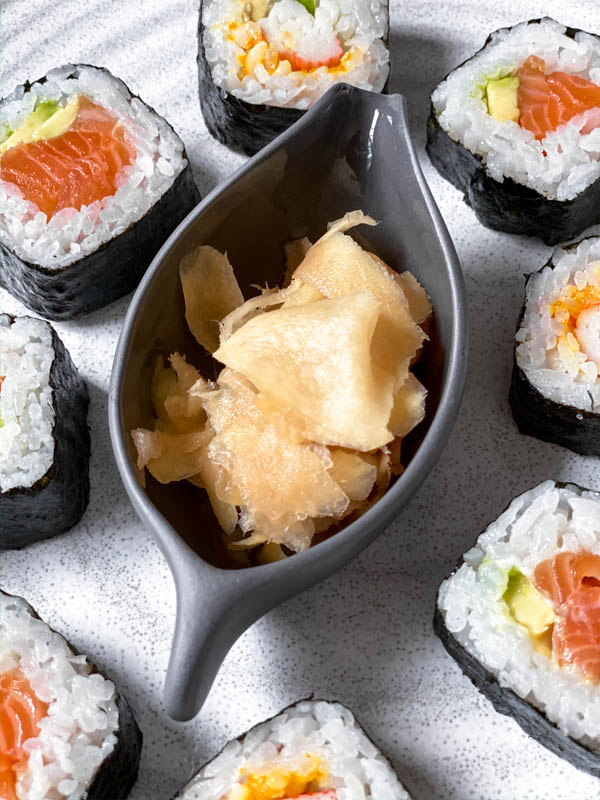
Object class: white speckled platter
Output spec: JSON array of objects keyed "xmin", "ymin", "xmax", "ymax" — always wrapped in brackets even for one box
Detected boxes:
[{"xmin": 2, "ymin": 1, "xmax": 600, "ymax": 798}]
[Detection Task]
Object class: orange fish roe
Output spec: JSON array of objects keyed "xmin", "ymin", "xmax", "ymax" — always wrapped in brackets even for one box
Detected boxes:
[
  {"xmin": 549, "ymin": 276, "xmax": 600, "ymax": 337},
  {"xmin": 0, "ymin": 668, "xmax": 49, "ymax": 800},
  {"xmin": 0, "ymin": 97, "xmax": 136, "ymax": 220},
  {"xmin": 233, "ymin": 757, "xmax": 329, "ymax": 800},
  {"xmin": 230, "ymin": 20, "xmax": 346, "ymax": 79}
]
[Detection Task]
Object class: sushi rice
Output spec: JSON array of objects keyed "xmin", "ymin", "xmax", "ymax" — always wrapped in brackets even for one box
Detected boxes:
[
  {"xmin": 0, "ymin": 592, "xmax": 120, "ymax": 800},
  {"xmin": 438, "ymin": 481, "xmax": 600, "ymax": 749},
  {"xmin": 0, "ymin": 65, "xmax": 187, "ymax": 270},
  {"xmin": 0, "ymin": 316, "xmax": 54, "ymax": 493},
  {"xmin": 177, "ymin": 699, "xmax": 410, "ymax": 800},
  {"xmin": 202, "ymin": 0, "xmax": 389, "ymax": 110},
  {"xmin": 432, "ymin": 18, "xmax": 600, "ymax": 202},
  {"xmin": 515, "ymin": 236, "xmax": 600, "ymax": 413}
]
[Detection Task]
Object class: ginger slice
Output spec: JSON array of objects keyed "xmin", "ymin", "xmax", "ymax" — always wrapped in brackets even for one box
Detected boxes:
[
  {"xmin": 395, "ymin": 271, "xmax": 432, "ymax": 325},
  {"xmin": 389, "ymin": 373, "xmax": 427, "ymax": 438},
  {"xmin": 131, "ymin": 426, "xmax": 210, "ymax": 484},
  {"xmin": 292, "ymin": 224, "xmax": 424, "ymax": 382},
  {"xmin": 219, "ymin": 286, "xmax": 290, "ymax": 343},
  {"xmin": 188, "ymin": 452, "xmax": 238, "ymax": 536},
  {"xmin": 283, "ymin": 236, "xmax": 311, "ymax": 286},
  {"xmin": 328, "ymin": 449, "xmax": 378, "ymax": 502},
  {"xmin": 199, "ymin": 369, "xmax": 349, "ymax": 538},
  {"xmin": 180, "ymin": 245, "xmax": 244, "ymax": 352},
  {"xmin": 214, "ymin": 293, "xmax": 395, "ymax": 450},
  {"xmin": 281, "ymin": 281, "xmax": 324, "ymax": 308}
]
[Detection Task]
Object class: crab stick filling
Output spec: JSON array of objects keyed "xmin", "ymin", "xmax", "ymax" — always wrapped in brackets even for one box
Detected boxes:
[
  {"xmin": 228, "ymin": 756, "xmax": 334, "ymax": 800},
  {"xmin": 545, "ymin": 267, "xmax": 600, "ymax": 379},
  {"xmin": 223, "ymin": 0, "xmax": 364, "ymax": 82}
]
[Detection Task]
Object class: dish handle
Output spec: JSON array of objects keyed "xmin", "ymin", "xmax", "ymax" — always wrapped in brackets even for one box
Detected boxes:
[{"xmin": 163, "ymin": 562, "xmax": 263, "ymax": 721}]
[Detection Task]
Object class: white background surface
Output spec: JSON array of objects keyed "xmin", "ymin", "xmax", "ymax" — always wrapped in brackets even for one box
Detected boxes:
[{"xmin": 2, "ymin": 1, "xmax": 600, "ymax": 798}]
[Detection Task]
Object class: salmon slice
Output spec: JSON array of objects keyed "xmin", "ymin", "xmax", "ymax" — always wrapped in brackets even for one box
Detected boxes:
[
  {"xmin": 0, "ymin": 668, "xmax": 49, "ymax": 800},
  {"xmin": 0, "ymin": 97, "xmax": 136, "ymax": 219},
  {"xmin": 517, "ymin": 55, "xmax": 600, "ymax": 140},
  {"xmin": 533, "ymin": 551, "xmax": 600, "ymax": 607},
  {"xmin": 553, "ymin": 586, "xmax": 600, "ymax": 681}
]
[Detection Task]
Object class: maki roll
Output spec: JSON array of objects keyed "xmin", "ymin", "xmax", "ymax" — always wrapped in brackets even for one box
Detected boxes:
[
  {"xmin": 0, "ymin": 315, "xmax": 90, "ymax": 549},
  {"xmin": 0, "ymin": 589, "xmax": 141, "ymax": 799},
  {"xmin": 427, "ymin": 18, "xmax": 600, "ymax": 245},
  {"xmin": 0, "ymin": 64, "xmax": 200, "ymax": 320},
  {"xmin": 510, "ymin": 235, "xmax": 600, "ymax": 455},
  {"xmin": 198, "ymin": 0, "xmax": 389, "ymax": 155},
  {"xmin": 435, "ymin": 481, "xmax": 600, "ymax": 777},
  {"xmin": 174, "ymin": 699, "xmax": 413, "ymax": 799}
]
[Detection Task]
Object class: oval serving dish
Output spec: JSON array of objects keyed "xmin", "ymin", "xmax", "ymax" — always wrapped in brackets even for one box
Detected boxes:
[{"xmin": 109, "ymin": 84, "xmax": 468, "ymax": 721}]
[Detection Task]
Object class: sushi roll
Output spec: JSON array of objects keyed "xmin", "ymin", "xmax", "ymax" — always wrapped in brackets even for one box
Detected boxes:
[
  {"xmin": 435, "ymin": 480, "xmax": 600, "ymax": 777},
  {"xmin": 427, "ymin": 18, "xmax": 600, "ymax": 245},
  {"xmin": 0, "ymin": 64, "xmax": 200, "ymax": 320},
  {"xmin": 174, "ymin": 699, "xmax": 413, "ymax": 800},
  {"xmin": 510, "ymin": 235, "xmax": 600, "ymax": 456},
  {"xmin": 0, "ymin": 315, "xmax": 90, "ymax": 549},
  {"xmin": 0, "ymin": 589, "xmax": 142, "ymax": 799},
  {"xmin": 198, "ymin": 0, "xmax": 390, "ymax": 155}
]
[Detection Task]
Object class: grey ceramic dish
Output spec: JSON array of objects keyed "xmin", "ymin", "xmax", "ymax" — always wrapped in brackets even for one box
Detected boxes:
[{"xmin": 109, "ymin": 84, "xmax": 468, "ymax": 722}]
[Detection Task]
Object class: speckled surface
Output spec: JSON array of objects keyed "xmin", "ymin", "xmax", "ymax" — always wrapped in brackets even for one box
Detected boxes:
[{"xmin": 2, "ymin": 1, "xmax": 600, "ymax": 798}]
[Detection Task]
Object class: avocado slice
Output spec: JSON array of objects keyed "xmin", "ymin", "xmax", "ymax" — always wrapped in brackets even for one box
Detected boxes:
[
  {"xmin": 503, "ymin": 569, "xmax": 555, "ymax": 637},
  {"xmin": 486, "ymin": 76, "xmax": 520, "ymax": 123},
  {"xmin": 297, "ymin": 0, "xmax": 316, "ymax": 14},
  {"xmin": 0, "ymin": 97, "xmax": 79, "ymax": 155}
]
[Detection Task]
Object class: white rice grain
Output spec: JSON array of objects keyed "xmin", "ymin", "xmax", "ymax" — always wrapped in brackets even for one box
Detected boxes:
[{"xmin": 0, "ymin": 315, "xmax": 55, "ymax": 492}]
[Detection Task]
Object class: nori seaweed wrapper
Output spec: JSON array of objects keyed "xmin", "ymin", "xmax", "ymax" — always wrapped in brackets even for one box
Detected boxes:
[
  {"xmin": 0, "ymin": 65, "xmax": 201, "ymax": 321},
  {"xmin": 1, "ymin": 589, "xmax": 143, "ymax": 799},
  {"xmin": 197, "ymin": 0, "xmax": 389, "ymax": 157},
  {"xmin": 509, "ymin": 245, "xmax": 600, "ymax": 456},
  {"xmin": 433, "ymin": 605, "xmax": 600, "ymax": 778},
  {"xmin": 172, "ymin": 698, "xmax": 413, "ymax": 799},
  {"xmin": 426, "ymin": 18, "xmax": 600, "ymax": 246},
  {"xmin": 87, "ymin": 690, "xmax": 142, "ymax": 800},
  {"xmin": 0, "ymin": 318, "xmax": 91, "ymax": 549}
]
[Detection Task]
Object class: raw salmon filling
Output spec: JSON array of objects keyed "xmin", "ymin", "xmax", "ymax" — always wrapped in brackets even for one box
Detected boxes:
[
  {"xmin": 534, "ymin": 552, "xmax": 600, "ymax": 681},
  {"xmin": 517, "ymin": 56, "xmax": 600, "ymax": 141},
  {"xmin": 0, "ymin": 669, "xmax": 48, "ymax": 800},
  {"xmin": 1, "ymin": 97, "xmax": 136, "ymax": 220}
]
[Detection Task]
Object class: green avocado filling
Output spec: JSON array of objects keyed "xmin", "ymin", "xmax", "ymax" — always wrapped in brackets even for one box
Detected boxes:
[
  {"xmin": 297, "ymin": 0, "xmax": 316, "ymax": 14},
  {"xmin": 503, "ymin": 569, "xmax": 555, "ymax": 655},
  {"xmin": 0, "ymin": 97, "xmax": 79, "ymax": 155},
  {"xmin": 471, "ymin": 67, "xmax": 520, "ymax": 122}
]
